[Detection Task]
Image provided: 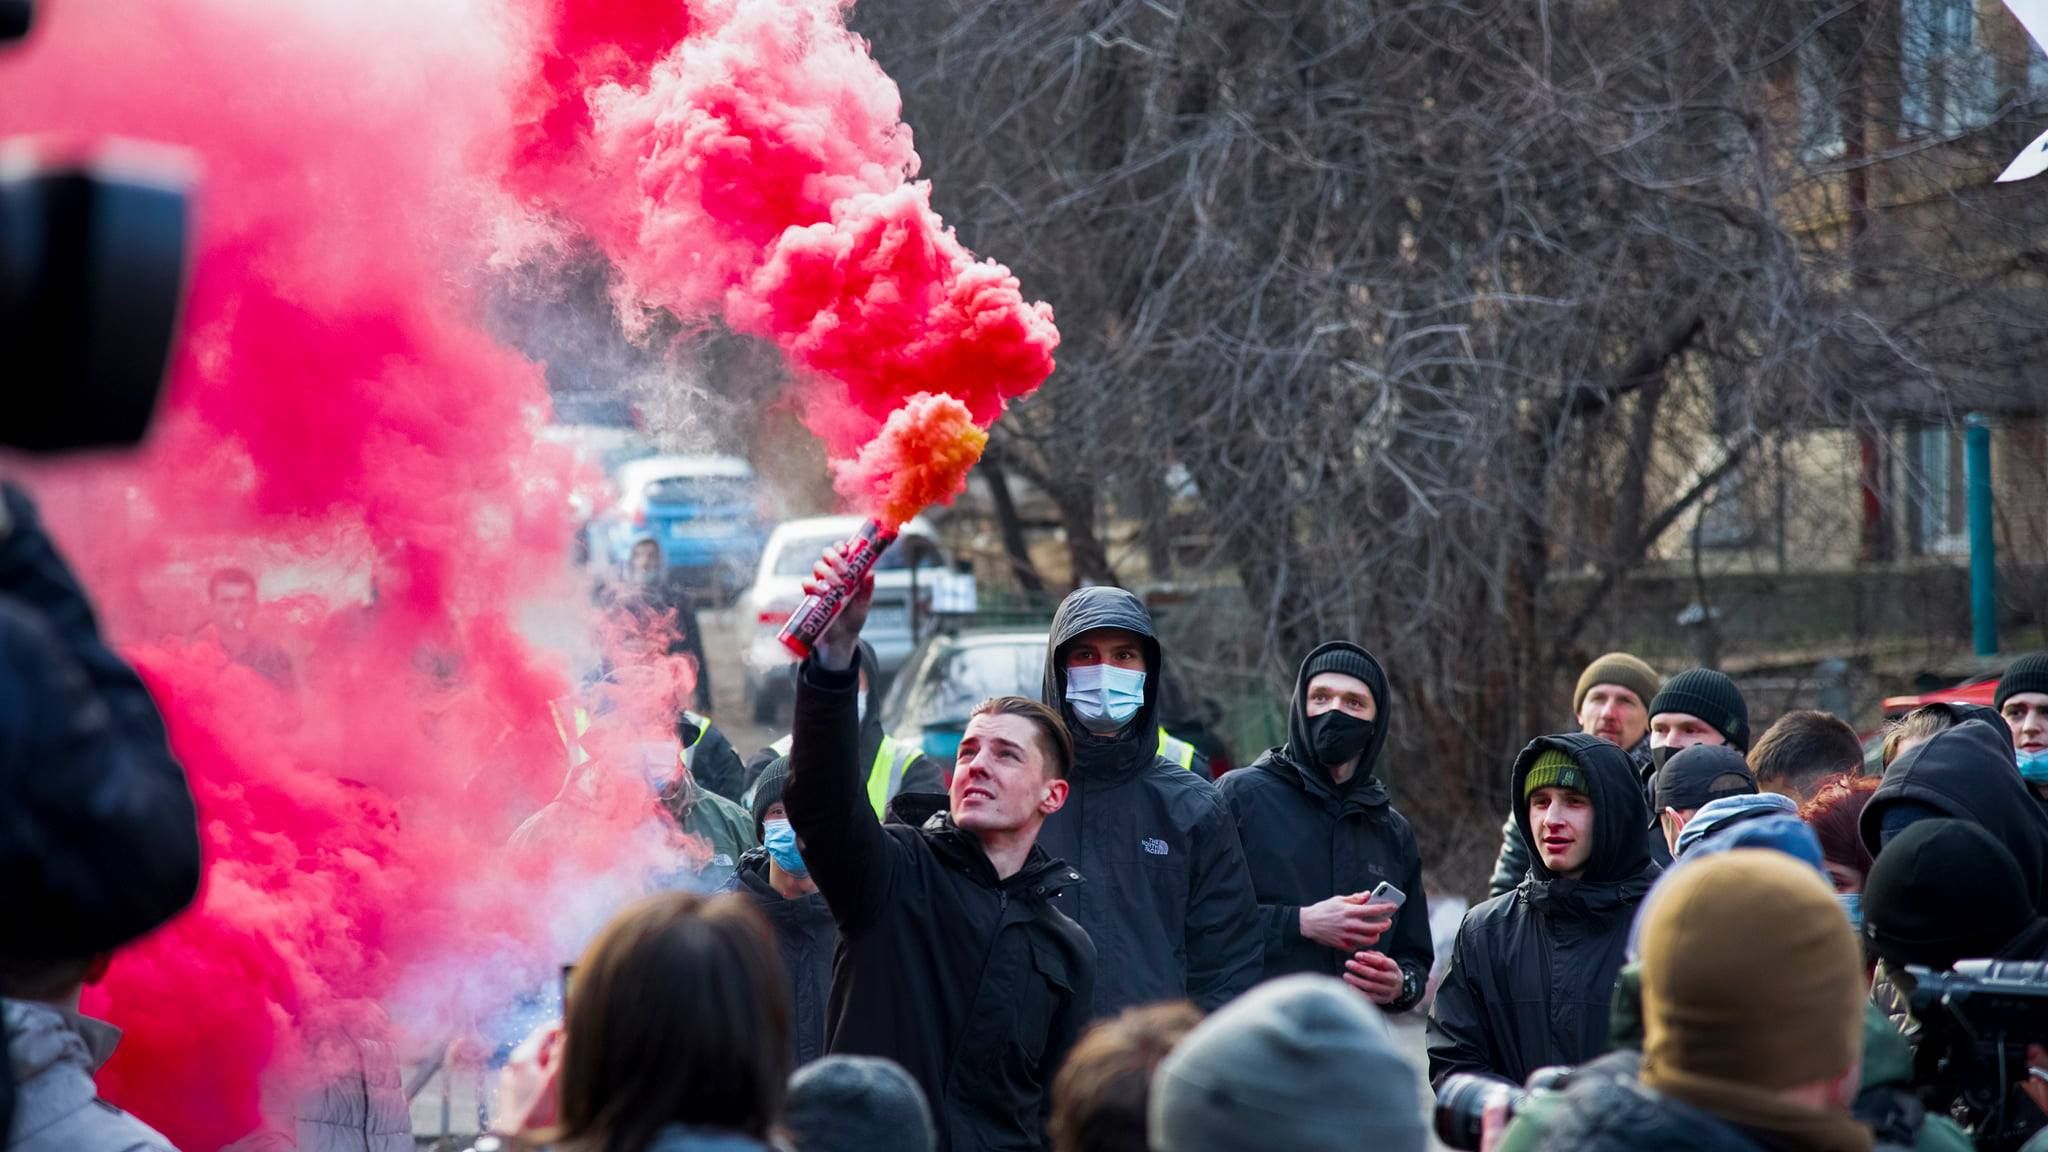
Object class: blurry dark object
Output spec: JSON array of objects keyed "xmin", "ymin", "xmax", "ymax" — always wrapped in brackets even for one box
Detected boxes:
[
  {"xmin": 1434, "ymin": 1066, "xmax": 1572, "ymax": 1150},
  {"xmin": 1907, "ymin": 960, "xmax": 2048, "ymax": 1151},
  {"xmin": 3, "ymin": 0, "xmax": 194, "ymax": 453}
]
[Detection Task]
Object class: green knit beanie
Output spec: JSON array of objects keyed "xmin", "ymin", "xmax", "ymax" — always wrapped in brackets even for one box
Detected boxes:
[{"xmin": 1523, "ymin": 748, "xmax": 1589, "ymax": 801}]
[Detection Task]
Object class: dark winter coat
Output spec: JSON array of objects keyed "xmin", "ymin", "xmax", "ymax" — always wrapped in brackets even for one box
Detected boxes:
[
  {"xmin": 1489, "ymin": 735, "xmax": 1664, "ymax": 899},
  {"xmin": 681, "ymin": 713, "xmax": 752, "ymax": 806},
  {"xmin": 1859, "ymin": 719, "xmax": 2048, "ymax": 911},
  {"xmin": 783, "ymin": 654, "xmax": 1094, "ymax": 1152},
  {"xmin": 743, "ymin": 638, "xmax": 945, "ymax": 802},
  {"xmin": 1216, "ymin": 642, "xmax": 1431, "ymax": 1007},
  {"xmin": 728, "ymin": 850, "xmax": 837, "ymax": 1066},
  {"xmin": 1033, "ymin": 588, "xmax": 1260, "ymax": 1018},
  {"xmin": 1427, "ymin": 733, "xmax": 1660, "ymax": 1090},
  {"xmin": 0, "ymin": 486, "xmax": 200, "ymax": 964}
]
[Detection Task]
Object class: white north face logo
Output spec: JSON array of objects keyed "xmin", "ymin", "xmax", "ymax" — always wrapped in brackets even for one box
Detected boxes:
[{"xmin": 1141, "ymin": 838, "xmax": 1170, "ymax": 856}]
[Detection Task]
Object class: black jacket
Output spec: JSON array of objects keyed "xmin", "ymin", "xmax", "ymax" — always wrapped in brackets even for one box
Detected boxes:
[
  {"xmin": 0, "ymin": 486, "xmax": 201, "ymax": 963},
  {"xmin": 1034, "ymin": 587, "xmax": 1261, "ymax": 1017},
  {"xmin": 743, "ymin": 638, "xmax": 944, "ymax": 800},
  {"xmin": 728, "ymin": 850, "xmax": 837, "ymax": 1066},
  {"xmin": 680, "ymin": 714, "xmax": 751, "ymax": 806},
  {"xmin": 1427, "ymin": 733, "xmax": 1660, "ymax": 1090},
  {"xmin": 1489, "ymin": 735, "xmax": 1664, "ymax": 899},
  {"xmin": 1859, "ymin": 719, "xmax": 2048, "ymax": 911},
  {"xmin": 783, "ymin": 653, "xmax": 1093, "ymax": 1152},
  {"xmin": 1216, "ymin": 642, "xmax": 1431, "ymax": 1007}
]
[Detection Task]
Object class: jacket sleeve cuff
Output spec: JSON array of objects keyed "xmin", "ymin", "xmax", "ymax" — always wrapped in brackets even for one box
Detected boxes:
[{"xmin": 799, "ymin": 654, "xmax": 860, "ymax": 693}]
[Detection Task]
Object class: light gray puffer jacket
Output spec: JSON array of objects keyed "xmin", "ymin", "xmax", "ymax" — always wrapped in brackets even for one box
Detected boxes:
[{"xmin": 5, "ymin": 999, "xmax": 178, "ymax": 1152}]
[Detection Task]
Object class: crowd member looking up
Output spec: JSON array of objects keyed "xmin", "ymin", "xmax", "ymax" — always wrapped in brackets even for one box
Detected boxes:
[
  {"xmin": 1429, "ymin": 734, "xmax": 1659, "ymax": 1089},
  {"xmin": 1652, "ymin": 745, "xmax": 1758, "ymax": 857},
  {"xmin": 1997, "ymin": 653, "xmax": 2048, "ymax": 809},
  {"xmin": 206, "ymin": 566, "xmax": 296, "ymax": 691},
  {"xmin": 728, "ymin": 761, "xmax": 836, "ymax": 1066},
  {"xmin": 1035, "ymin": 587, "xmax": 1259, "ymax": 1017},
  {"xmin": 1149, "ymin": 975, "xmax": 1427, "ymax": 1152},
  {"xmin": 783, "ymin": 1056, "xmax": 937, "ymax": 1152},
  {"xmin": 1218, "ymin": 642, "xmax": 1431, "ymax": 1007},
  {"xmin": 1859, "ymin": 719, "xmax": 2048, "ymax": 911},
  {"xmin": 784, "ymin": 546, "xmax": 1094, "ymax": 1152},
  {"xmin": 1050, "ymin": 1001, "xmax": 1203, "ymax": 1152},
  {"xmin": 1798, "ymin": 774, "xmax": 1880, "ymax": 922},
  {"xmin": 1489, "ymin": 652, "xmax": 1661, "ymax": 896},
  {"xmin": 485, "ymin": 890, "xmax": 793, "ymax": 1152},
  {"xmin": 1750, "ymin": 711, "xmax": 1866, "ymax": 802},
  {"xmin": 1497, "ymin": 852, "xmax": 1880, "ymax": 1152}
]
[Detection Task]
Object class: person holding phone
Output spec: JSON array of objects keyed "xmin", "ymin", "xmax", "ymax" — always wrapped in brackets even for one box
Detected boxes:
[{"xmin": 1215, "ymin": 642, "xmax": 1432, "ymax": 1008}]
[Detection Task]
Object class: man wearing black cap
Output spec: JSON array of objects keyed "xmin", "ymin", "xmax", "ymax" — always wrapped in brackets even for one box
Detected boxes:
[
  {"xmin": 1218, "ymin": 642, "xmax": 1432, "ymax": 1007},
  {"xmin": 1649, "ymin": 744, "xmax": 1757, "ymax": 857},
  {"xmin": 1996, "ymin": 652, "xmax": 2048, "ymax": 809}
]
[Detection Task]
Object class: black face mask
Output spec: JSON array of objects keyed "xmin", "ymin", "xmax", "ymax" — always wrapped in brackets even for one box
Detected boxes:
[
  {"xmin": 1652, "ymin": 744, "xmax": 1674, "ymax": 772},
  {"xmin": 1308, "ymin": 710, "xmax": 1375, "ymax": 771}
]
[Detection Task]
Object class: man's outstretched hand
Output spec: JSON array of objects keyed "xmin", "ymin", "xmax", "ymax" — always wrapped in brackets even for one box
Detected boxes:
[{"xmin": 807, "ymin": 544, "xmax": 874, "ymax": 673}]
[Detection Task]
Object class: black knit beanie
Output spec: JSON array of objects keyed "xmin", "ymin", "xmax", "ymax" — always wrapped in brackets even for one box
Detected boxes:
[
  {"xmin": 1862, "ymin": 818, "xmax": 2034, "ymax": 971},
  {"xmin": 1649, "ymin": 668, "xmax": 1750, "ymax": 751},
  {"xmin": 749, "ymin": 759, "xmax": 790, "ymax": 836},
  {"xmin": 1303, "ymin": 647, "xmax": 1379, "ymax": 688},
  {"xmin": 1995, "ymin": 652, "xmax": 2048, "ymax": 711}
]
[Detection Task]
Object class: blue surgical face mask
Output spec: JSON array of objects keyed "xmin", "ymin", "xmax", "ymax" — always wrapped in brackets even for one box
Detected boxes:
[
  {"xmin": 763, "ymin": 818, "xmax": 808, "ymax": 877},
  {"xmin": 2017, "ymin": 748, "xmax": 2048, "ymax": 784},
  {"xmin": 1066, "ymin": 664, "xmax": 1146, "ymax": 734},
  {"xmin": 1837, "ymin": 893, "xmax": 1863, "ymax": 932}
]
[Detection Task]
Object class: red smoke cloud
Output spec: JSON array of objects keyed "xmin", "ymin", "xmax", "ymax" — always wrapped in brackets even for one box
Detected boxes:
[{"xmin": 0, "ymin": 0, "xmax": 1058, "ymax": 1143}]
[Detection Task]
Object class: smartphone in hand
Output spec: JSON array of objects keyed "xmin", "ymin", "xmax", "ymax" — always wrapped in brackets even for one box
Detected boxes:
[{"xmin": 1367, "ymin": 880, "xmax": 1407, "ymax": 909}]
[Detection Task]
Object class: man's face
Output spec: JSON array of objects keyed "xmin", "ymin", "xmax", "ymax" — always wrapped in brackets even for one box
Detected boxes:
[
  {"xmin": 1063, "ymin": 628, "xmax": 1147, "ymax": 674},
  {"xmin": 1579, "ymin": 684, "xmax": 1647, "ymax": 749},
  {"xmin": 629, "ymin": 542, "xmax": 662, "ymax": 580},
  {"xmin": 1650, "ymin": 711, "xmax": 1726, "ymax": 752},
  {"xmin": 2002, "ymin": 692, "xmax": 2048, "ymax": 755},
  {"xmin": 209, "ymin": 580, "xmax": 255, "ymax": 632},
  {"xmin": 1305, "ymin": 672, "xmax": 1377, "ymax": 721},
  {"xmin": 1529, "ymin": 786, "xmax": 1596, "ymax": 877},
  {"xmin": 951, "ymin": 713, "xmax": 1068, "ymax": 834}
]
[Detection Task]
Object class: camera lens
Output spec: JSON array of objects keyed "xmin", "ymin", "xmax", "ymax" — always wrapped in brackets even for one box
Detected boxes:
[{"xmin": 1433, "ymin": 1072, "xmax": 1526, "ymax": 1151}]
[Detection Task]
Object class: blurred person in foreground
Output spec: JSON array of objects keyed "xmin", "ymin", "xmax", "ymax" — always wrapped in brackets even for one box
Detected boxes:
[
  {"xmin": 783, "ymin": 545, "xmax": 1094, "ymax": 1152},
  {"xmin": 1, "ymin": 486, "xmax": 202, "ymax": 1146},
  {"xmin": 1429, "ymin": 734, "xmax": 1659, "ymax": 1089},
  {"xmin": 1051, "ymin": 1002, "xmax": 1202, "ymax": 1152},
  {"xmin": 1498, "ymin": 851, "xmax": 1881, "ymax": 1152},
  {"xmin": 481, "ymin": 890, "xmax": 791, "ymax": 1152},
  {"xmin": 1148, "ymin": 974, "xmax": 1426, "ymax": 1152},
  {"xmin": 783, "ymin": 1055, "xmax": 935, "ymax": 1152},
  {"xmin": 1217, "ymin": 641, "xmax": 1430, "ymax": 1007}
]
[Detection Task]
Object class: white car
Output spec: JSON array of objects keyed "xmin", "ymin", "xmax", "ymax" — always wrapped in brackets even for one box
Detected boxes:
[{"xmin": 741, "ymin": 514, "xmax": 967, "ymax": 723}]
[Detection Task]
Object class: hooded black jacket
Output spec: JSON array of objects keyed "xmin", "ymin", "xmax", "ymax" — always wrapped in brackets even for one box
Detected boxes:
[
  {"xmin": 1859, "ymin": 719, "xmax": 2048, "ymax": 911},
  {"xmin": 743, "ymin": 638, "xmax": 944, "ymax": 800},
  {"xmin": 728, "ymin": 849, "xmax": 837, "ymax": 1066},
  {"xmin": 1427, "ymin": 733, "xmax": 1661, "ymax": 1090},
  {"xmin": 1216, "ymin": 642, "xmax": 1432, "ymax": 1006},
  {"xmin": 783, "ymin": 653, "xmax": 1093, "ymax": 1152},
  {"xmin": 1489, "ymin": 735, "xmax": 1666, "ymax": 899},
  {"xmin": 1033, "ymin": 587, "xmax": 1261, "ymax": 1017}
]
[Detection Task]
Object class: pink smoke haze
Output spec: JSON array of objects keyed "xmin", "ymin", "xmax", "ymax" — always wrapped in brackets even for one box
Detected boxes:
[{"xmin": 0, "ymin": 0, "xmax": 1058, "ymax": 1144}]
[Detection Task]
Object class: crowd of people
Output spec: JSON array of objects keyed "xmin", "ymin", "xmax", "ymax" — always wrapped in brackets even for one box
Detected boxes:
[{"xmin": 8, "ymin": 512, "xmax": 2048, "ymax": 1152}]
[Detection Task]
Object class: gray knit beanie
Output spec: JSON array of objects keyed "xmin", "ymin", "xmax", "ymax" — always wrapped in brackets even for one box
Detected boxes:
[
  {"xmin": 1148, "ymin": 975, "xmax": 1425, "ymax": 1152},
  {"xmin": 784, "ymin": 1055, "xmax": 935, "ymax": 1152}
]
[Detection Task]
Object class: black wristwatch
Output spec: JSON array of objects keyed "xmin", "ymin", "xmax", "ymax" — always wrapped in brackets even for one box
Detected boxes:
[{"xmin": 1398, "ymin": 965, "xmax": 1422, "ymax": 1009}]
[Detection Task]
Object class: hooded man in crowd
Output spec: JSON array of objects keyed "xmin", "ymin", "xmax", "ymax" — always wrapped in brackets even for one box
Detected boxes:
[
  {"xmin": 1859, "ymin": 719, "xmax": 2048, "ymax": 912},
  {"xmin": 1035, "ymin": 587, "xmax": 1260, "ymax": 1017},
  {"xmin": 1489, "ymin": 652, "xmax": 1661, "ymax": 897},
  {"xmin": 727, "ymin": 760, "xmax": 838, "ymax": 1066},
  {"xmin": 1217, "ymin": 642, "xmax": 1431, "ymax": 1008},
  {"xmin": 1500, "ymin": 851, "xmax": 1883, "ymax": 1152},
  {"xmin": 1429, "ymin": 734, "xmax": 1660, "ymax": 1089}
]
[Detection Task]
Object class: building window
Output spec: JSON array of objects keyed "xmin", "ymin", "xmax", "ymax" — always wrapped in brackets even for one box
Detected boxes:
[
  {"xmin": 1906, "ymin": 425, "xmax": 1968, "ymax": 556},
  {"xmin": 1800, "ymin": 37, "xmax": 1846, "ymax": 160},
  {"xmin": 1901, "ymin": 0, "xmax": 1996, "ymax": 135},
  {"xmin": 1698, "ymin": 468, "xmax": 1759, "ymax": 550}
]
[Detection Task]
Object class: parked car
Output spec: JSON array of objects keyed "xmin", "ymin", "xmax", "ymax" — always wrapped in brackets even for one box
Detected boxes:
[
  {"xmin": 740, "ymin": 515, "xmax": 962, "ymax": 723},
  {"xmin": 537, "ymin": 423, "xmax": 657, "ymax": 565},
  {"xmin": 878, "ymin": 621, "xmax": 1240, "ymax": 778},
  {"xmin": 587, "ymin": 455, "xmax": 768, "ymax": 604}
]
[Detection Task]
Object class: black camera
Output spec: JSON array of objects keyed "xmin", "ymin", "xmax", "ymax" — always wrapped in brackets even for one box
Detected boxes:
[
  {"xmin": 2, "ymin": 0, "xmax": 191, "ymax": 454},
  {"xmin": 1434, "ymin": 1067, "xmax": 1573, "ymax": 1151},
  {"xmin": 1907, "ymin": 959, "xmax": 2048, "ymax": 1152}
]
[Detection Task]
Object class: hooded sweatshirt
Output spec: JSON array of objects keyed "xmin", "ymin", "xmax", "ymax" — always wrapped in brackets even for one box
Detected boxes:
[
  {"xmin": 1859, "ymin": 719, "xmax": 2048, "ymax": 911},
  {"xmin": 1216, "ymin": 642, "xmax": 1432, "ymax": 1004},
  {"xmin": 1034, "ymin": 587, "xmax": 1261, "ymax": 1017},
  {"xmin": 1427, "ymin": 733, "xmax": 1660, "ymax": 1089},
  {"xmin": 5, "ymin": 1000, "xmax": 177, "ymax": 1152}
]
